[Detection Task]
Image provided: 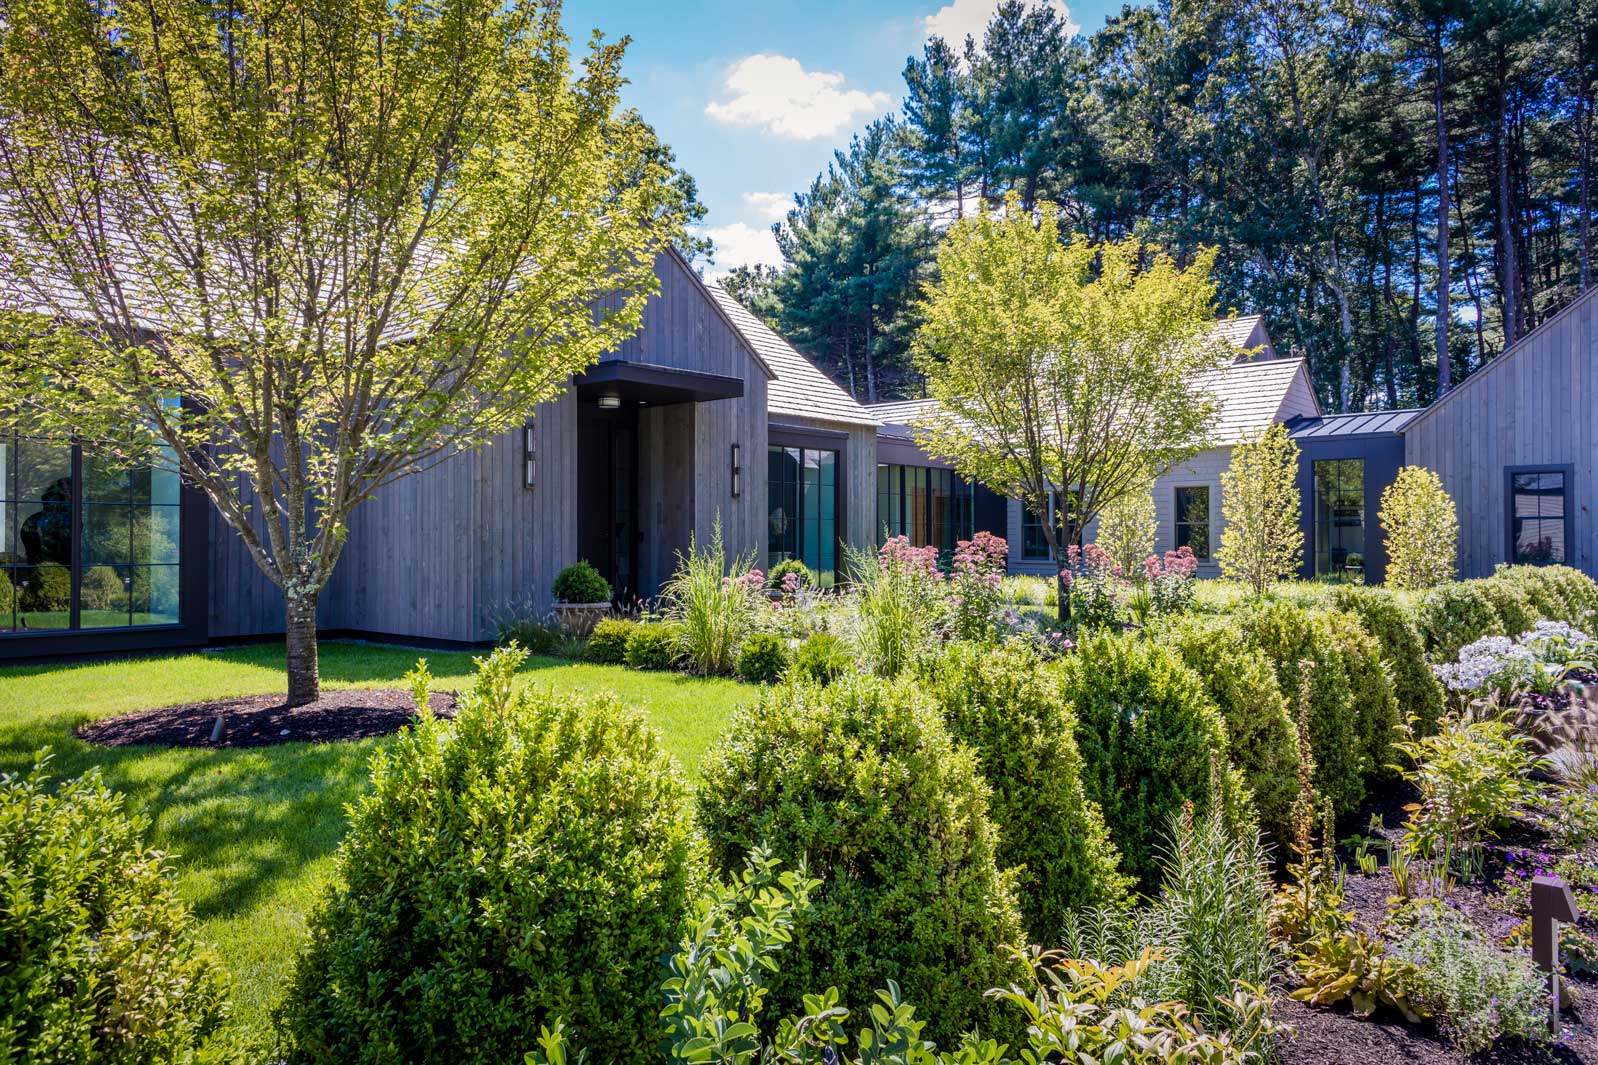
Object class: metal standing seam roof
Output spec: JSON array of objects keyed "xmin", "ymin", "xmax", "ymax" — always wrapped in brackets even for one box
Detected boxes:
[
  {"xmin": 1286, "ymin": 409, "xmax": 1424, "ymax": 439},
  {"xmin": 705, "ymin": 284, "xmax": 880, "ymax": 428}
]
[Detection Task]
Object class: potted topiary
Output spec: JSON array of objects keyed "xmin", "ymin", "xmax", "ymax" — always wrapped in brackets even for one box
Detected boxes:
[{"xmin": 552, "ymin": 561, "xmax": 612, "ymax": 636}]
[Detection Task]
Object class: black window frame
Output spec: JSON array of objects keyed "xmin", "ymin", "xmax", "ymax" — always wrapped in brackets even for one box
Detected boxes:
[
  {"xmin": 1312, "ymin": 458, "xmax": 1366, "ymax": 577},
  {"xmin": 768, "ymin": 426, "xmax": 846, "ymax": 588},
  {"xmin": 1504, "ymin": 464, "xmax": 1574, "ymax": 567},
  {"xmin": 1173, "ymin": 485, "xmax": 1212, "ymax": 561},
  {"xmin": 876, "ymin": 463, "xmax": 975, "ymax": 553}
]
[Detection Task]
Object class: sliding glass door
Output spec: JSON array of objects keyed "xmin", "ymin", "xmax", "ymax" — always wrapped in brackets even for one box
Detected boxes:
[{"xmin": 768, "ymin": 445, "xmax": 838, "ymax": 587}]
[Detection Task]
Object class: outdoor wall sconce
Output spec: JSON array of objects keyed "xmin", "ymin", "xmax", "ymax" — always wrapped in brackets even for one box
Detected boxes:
[
  {"xmin": 523, "ymin": 423, "xmax": 536, "ymax": 490},
  {"xmin": 731, "ymin": 443, "xmax": 742, "ymax": 498},
  {"xmin": 597, "ymin": 392, "xmax": 621, "ymax": 411}
]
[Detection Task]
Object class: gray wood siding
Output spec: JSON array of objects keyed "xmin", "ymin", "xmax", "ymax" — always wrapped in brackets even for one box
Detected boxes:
[{"xmin": 1404, "ymin": 289, "xmax": 1597, "ymax": 578}]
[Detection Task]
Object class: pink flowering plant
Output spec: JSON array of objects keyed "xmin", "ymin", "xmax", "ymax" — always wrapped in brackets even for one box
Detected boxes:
[
  {"xmin": 847, "ymin": 536, "xmax": 946, "ymax": 676},
  {"xmin": 948, "ymin": 532, "xmax": 1009, "ymax": 642},
  {"xmin": 1144, "ymin": 547, "xmax": 1199, "ymax": 615},
  {"xmin": 1063, "ymin": 542, "xmax": 1127, "ymax": 628}
]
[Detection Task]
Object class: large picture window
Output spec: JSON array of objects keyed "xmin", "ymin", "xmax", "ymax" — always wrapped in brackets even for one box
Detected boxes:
[
  {"xmin": 1174, "ymin": 486, "xmax": 1211, "ymax": 561},
  {"xmin": 1314, "ymin": 459, "xmax": 1365, "ymax": 578},
  {"xmin": 876, "ymin": 464, "xmax": 974, "ymax": 555},
  {"xmin": 769, "ymin": 445, "xmax": 838, "ymax": 587},
  {"xmin": 1507, "ymin": 467, "xmax": 1571, "ymax": 565},
  {"xmin": 1, "ymin": 435, "xmax": 183, "ymax": 634}
]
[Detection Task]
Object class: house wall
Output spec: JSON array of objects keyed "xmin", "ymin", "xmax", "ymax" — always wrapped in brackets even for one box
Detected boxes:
[
  {"xmin": 1405, "ymin": 289, "xmax": 1597, "ymax": 579},
  {"xmin": 1294, "ymin": 434, "xmax": 1406, "ymax": 585}
]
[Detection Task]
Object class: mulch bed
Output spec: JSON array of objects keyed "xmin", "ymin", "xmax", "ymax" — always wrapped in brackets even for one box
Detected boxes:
[
  {"xmin": 77, "ymin": 689, "xmax": 457, "ymax": 749},
  {"xmin": 1274, "ymin": 784, "xmax": 1597, "ymax": 1065}
]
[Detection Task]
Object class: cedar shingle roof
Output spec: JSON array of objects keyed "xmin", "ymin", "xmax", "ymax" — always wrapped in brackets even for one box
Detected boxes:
[
  {"xmin": 705, "ymin": 284, "xmax": 879, "ymax": 428},
  {"xmin": 1210, "ymin": 314, "xmax": 1266, "ymax": 351}
]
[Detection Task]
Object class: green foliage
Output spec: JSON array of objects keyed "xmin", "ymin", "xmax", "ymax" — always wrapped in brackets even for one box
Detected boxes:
[
  {"xmin": 625, "ymin": 621, "xmax": 686, "ymax": 671},
  {"xmin": 1475, "ymin": 575, "xmax": 1537, "ymax": 638},
  {"xmin": 1290, "ymin": 931, "xmax": 1428, "ymax": 1023},
  {"xmin": 1495, "ymin": 564, "xmax": 1598, "ymax": 630},
  {"xmin": 1330, "ymin": 584, "xmax": 1446, "ymax": 735},
  {"xmin": 696, "ymin": 675, "xmax": 1026, "ymax": 1043},
  {"xmin": 1381, "ymin": 467, "xmax": 1459, "ymax": 590},
  {"xmin": 1232, "ymin": 602, "xmax": 1400, "ymax": 817},
  {"xmin": 912, "ymin": 198, "xmax": 1234, "ymax": 559},
  {"xmin": 278, "ymin": 648, "xmax": 696, "ymax": 1065},
  {"xmin": 845, "ymin": 539, "xmax": 944, "ymax": 677},
  {"xmin": 921, "ymin": 643, "xmax": 1130, "ymax": 943},
  {"xmin": 489, "ymin": 604, "xmax": 567, "ymax": 654},
  {"xmin": 766, "ymin": 559, "xmax": 815, "ymax": 591},
  {"xmin": 1055, "ymin": 630, "xmax": 1235, "ymax": 888},
  {"xmin": 664, "ymin": 518, "xmax": 762, "ymax": 675},
  {"xmin": 1413, "ymin": 582, "xmax": 1503, "ymax": 662},
  {"xmin": 1157, "ymin": 614, "xmax": 1298, "ymax": 844},
  {"xmin": 0, "ymin": 755, "xmax": 238, "ymax": 1064},
  {"xmin": 1215, "ymin": 424, "xmax": 1303, "ymax": 596},
  {"xmin": 20, "ymin": 563, "xmax": 69, "ymax": 613},
  {"xmin": 551, "ymin": 560, "xmax": 612, "ymax": 604},
  {"xmin": 791, "ymin": 632, "xmax": 853, "ymax": 686},
  {"xmin": 1390, "ymin": 905, "xmax": 1548, "ymax": 1053},
  {"xmin": 585, "ymin": 617, "xmax": 639, "ymax": 665},
  {"xmin": 738, "ymin": 633, "xmax": 791, "ymax": 685},
  {"xmin": 1095, "ymin": 488, "xmax": 1158, "ymax": 578}
]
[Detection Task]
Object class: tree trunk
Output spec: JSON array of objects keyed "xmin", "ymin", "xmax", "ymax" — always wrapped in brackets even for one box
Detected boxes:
[
  {"xmin": 285, "ymin": 590, "xmax": 321, "ymax": 707},
  {"xmin": 1497, "ymin": 77, "xmax": 1521, "ymax": 345},
  {"xmin": 1581, "ymin": 87, "xmax": 1593, "ymax": 293},
  {"xmin": 1433, "ymin": 31, "xmax": 1452, "ymax": 395}
]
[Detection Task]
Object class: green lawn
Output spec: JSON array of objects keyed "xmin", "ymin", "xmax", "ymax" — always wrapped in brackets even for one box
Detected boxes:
[{"xmin": 0, "ymin": 640, "xmax": 754, "ymax": 1050}]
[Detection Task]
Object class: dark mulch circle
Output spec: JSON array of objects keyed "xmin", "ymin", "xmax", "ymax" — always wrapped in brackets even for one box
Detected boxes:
[{"xmin": 77, "ymin": 689, "xmax": 457, "ymax": 749}]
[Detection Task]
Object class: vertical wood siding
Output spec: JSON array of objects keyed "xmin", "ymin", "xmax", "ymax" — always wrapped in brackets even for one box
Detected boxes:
[{"xmin": 1404, "ymin": 289, "xmax": 1596, "ymax": 578}]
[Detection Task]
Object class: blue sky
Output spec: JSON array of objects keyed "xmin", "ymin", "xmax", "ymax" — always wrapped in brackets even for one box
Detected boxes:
[{"xmin": 561, "ymin": 0, "xmax": 1127, "ymax": 276}]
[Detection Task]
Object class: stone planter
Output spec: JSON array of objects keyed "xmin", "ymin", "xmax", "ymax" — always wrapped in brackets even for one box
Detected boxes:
[{"xmin": 553, "ymin": 602, "xmax": 610, "ymax": 637}]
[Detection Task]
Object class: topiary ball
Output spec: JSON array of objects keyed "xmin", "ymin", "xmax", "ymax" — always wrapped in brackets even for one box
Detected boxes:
[
  {"xmin": 1055, "ymin": 630, "xmax": 1238, "ymax": 888},
  {"xmin": 737, "ymin": 632, "xmax": 790, "ymax": 684},
  {"xmin": 766, "ymin": 558, "xmax": 815, "ymax": 591},
  {"xmin": 623, "ymin": 621, "xmax": 683, "ymax": 671},
  {"xmin": 696, "ymin": 675, "xmax": 1026, "ymax": 1044},
  {"xmin": 921, "ymin": 643, "xmax": 1130, "ymax": 943},
  {"xmin": 0, "ymin": 756, "xmax": 238, "ymax": 1064},
  {"xmin": 277, "ymin": 647, "xmax": 696, "ymax": 1065},
  {"xmin": 551, "ymin": 560, "xmax": 612, "ymax": 604}
]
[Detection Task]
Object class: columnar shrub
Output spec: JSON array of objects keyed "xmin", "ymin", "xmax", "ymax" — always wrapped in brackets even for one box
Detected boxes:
[
  {"xmin": 737, "ymin": 632, "xmax": 790, "ymax": 684},
  {"xmin": 1215, "ymin": 423, "xmax": 1303, "ymax": 595},
  {"xmin": 585, "ymin": 617, "xmax": 638, "ymax": 664},
  {"xmin": 624, "ymin": 620, "xmax": 684, "ymax": 670},
  {"xmin": 1158, "ymin": 614, "xmax": 1299, "ymax": 844},
  {"xmin": 1055, "ymin": 630, "xmax": 1237, "ymax": 887},
  {"xmin": 1095, "ymin": 488, "xmax": 1157, "ymax": 578},
  {"xmin": 1381, "ymin": 466, "xmax": 1459, "ymax": 590},
  {"xmin": 1413, "ymin": 582, "xmax": 1504, "ymax": 662},
  {"xmin": 1331, "ymin": 584, "xmax": 1446, "ymax": 736},
  {"xmin": 922, "ymin": 643, "xmax": 1130, "ymax": 944},
  {"xmin": 0, "ymin": 758, "xmax": 238, "ymax": 1065},
  {"xmin": 1233, "ymin": 602, "xmax": 1400, "ymax": 817},
  {"xmin": 278, "ymin": 649, "xmax": 695, "ymax": 1065},
  {"xmin": 696, "ymin": 676, "xmax": 1026, "ymax": 1043}
]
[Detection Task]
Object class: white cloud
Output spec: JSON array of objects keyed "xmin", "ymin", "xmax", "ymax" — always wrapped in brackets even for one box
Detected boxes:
[
  {"xmin": 922, "ymin": 0, "xmax": 1079, "ymax": 44},
  {"xmin": 706, "ymin": 54, "xmax": 892, "ymax": 140},
  {"xmin": 743, "ymin": 191, "xmax": 795, "ymax": 223},
  {"xmin": 704, "ymin": 222, "xmax": 783, "ymax": 278}
]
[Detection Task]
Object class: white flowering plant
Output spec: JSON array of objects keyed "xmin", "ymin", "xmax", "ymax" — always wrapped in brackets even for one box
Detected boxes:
[{"xmin": 1432, "ymin": 620, "xmax": 1598, "ymax": 697}]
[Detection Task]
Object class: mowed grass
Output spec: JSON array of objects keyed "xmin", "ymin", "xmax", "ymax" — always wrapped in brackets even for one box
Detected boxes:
[{"xmin": 0, "ymin": 640, "xmax": 754, "ymax": 1049}]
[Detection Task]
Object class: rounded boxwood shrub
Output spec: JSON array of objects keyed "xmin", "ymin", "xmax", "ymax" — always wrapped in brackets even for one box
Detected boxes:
[
  {"xmin": 1, "ymin": 756, "xmax": 238, "ymax": 1064},
  {"xmin": 278, "ymin": 648, "xmax": 695, "ymax": 1065},
  {"xmin": 1232, "ymin": 601, "xmax": 1400, "ymax": 817},
  {"xmin": 1477, "ymin": 575, "xmax": 1538, "ymax": 638},
  {"xmin": 1055, "ymin": 630, "xmax": 1236, "ymax": 888},
  {"xmin": 20, "ymin": 562, "xmax": 69, "ymax": 613},
  {"xmin": 1500, "ymin": 564, "xmax": 1598, "ymax": 629},
  {"xmin": 623, "ymin": 620, "xmax": 683, "ymax": 670},
  {"xmin": 1157, "ymin": 613, "xmax": 1298, "ymax": 845},
  {"xmin": 921, "ymin": 643, "xmax": 1129, "ymax": 943},
  {"xmin": 585, "ymin": 617, "xmax": 638, "ymax": 665},
  {"xmin": 1331, "ymin": 584, "xmax": 1446, "ymax": 736},
  {"xmin": 551, "ymin": 560, "xmax": 611, "ymax": 604},
  {"xmin": 696, "ymin": 675, "xmax": 1026, "ymax": 1043},
  {"xmin": 1414, "ymin": 582, "xmax": 1503, "ymax": 661},
  {"xmin": 791, "ymin": 631, "xmax": 851, "ymax": 685},
  {"xmin": 737, "ymin": 632, "xmax": 790, "ymax": 684},
  {"xmin": 766, "ymin": 558, "xmax": 814, "ymax": 590}
]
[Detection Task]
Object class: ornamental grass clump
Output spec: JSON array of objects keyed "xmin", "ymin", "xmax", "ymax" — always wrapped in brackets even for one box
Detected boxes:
[
  {"xmin": 846, "ymin": 536, "xmax": 945, "ymax": 677},
  {"xmin": 922, "ymin": 643, "xmax": 1130, "ymax": 943},
  {"xmin": 663, "ymin": 517, "xmax": 764, "ymax": 675},
  {"xmin": 277, "ymin": 647, "xmax": 696, "ymax": 1065},
  {"xmin": 0, "ymin": 755, "xmax": 239, "ymax": 1065},
  {"xmin": 695, "ymin": 675, "xmax": 1026, "ymax": 1043}
]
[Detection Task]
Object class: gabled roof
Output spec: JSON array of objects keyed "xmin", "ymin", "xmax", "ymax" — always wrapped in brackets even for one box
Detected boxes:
[
  {"xmin": 1286, "ymin": 408, "xmax": 1422, "ymax": 439},
  {"xmin": 705, "ymin": 284, "xmax": 879, "ymax": 427},
  {"xmin": 1200, "ymin": 356, "xmax": 1321, "ymax": 444},
  {"xmin": 1211, "ymin": 314, "xmax": 1267, "ymax": 353}
]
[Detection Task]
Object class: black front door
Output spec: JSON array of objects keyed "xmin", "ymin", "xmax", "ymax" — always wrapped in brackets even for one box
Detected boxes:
[{"xmin": 577, "ymin": 403, "xmax": 638, "ymax": 602}]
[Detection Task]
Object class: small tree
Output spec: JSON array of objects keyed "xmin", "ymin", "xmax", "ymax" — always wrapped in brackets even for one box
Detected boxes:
[
  {"xmin": 0, "ymin": 0, "xmax": 679, "ymax": 703},
  {"xmin": 1096, "ymin": 487, "xmax": 1158, "ymax": 578},
  {"xmin": 1215, "ymin": 423, "xmax": 1303, "ymax": 595},
  {"xmin": 1381, "ymin": 466, "xmax": 1459, "ymax": 590},
  {"xmin": 912, "ymin": 195, "xmax": 1235, "ymax": 620}
]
